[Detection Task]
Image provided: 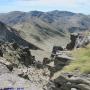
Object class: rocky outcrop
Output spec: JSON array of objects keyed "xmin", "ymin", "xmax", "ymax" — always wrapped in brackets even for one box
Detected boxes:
[
  {"xmin": 0, "ymin": 42, "xmax": 52, "ymax": 90},
  {"xmin": 18, "ymin": 47, "xmax": 33, "ymax": 66},
  {"xmin": 54, "ymin": 54, "xmax": 72, "ymax": 72},
  {"xmin": 66, "ymin": 33, "xmax": 90, "ymax": 50},
  {"xmin": 0, "ymin": 32, "xmax": 89, "ymax": 90},
  {"xmin": 53, "ymin": 73, "xmax": 90, "ymax": 90},
  {"xmin": 0, "ymin": 42, "xmax": 34, "ymax": 67},
  {"xmin": 75, "ymin": 33, "xmax": 90, "ymax": 48},
  {"xmin": 52, "ymin": 46, "xmax": 63, "ymax": 54},
  {"xmin": 66, "ymin": 33, "xmax": 78, "ymax": 50}
]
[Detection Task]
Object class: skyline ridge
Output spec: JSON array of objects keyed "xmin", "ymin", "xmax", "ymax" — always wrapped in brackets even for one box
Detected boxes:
[
  {"xmin": 0, "ymin": 0, "xmax": 89, "ymax": 14},
  {"xmin": 0, "ymin": 10, "xmax": 89, "ymax": 15}
]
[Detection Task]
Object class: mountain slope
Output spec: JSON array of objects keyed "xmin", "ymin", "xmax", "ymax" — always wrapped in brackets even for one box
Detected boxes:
[
  {"xmin": 0, "ymin": 10, "xmax": 90, "ymax": 50},
  {"xmin": 0, "ymin": 21, "xmax": 39, "ymax": 49}
]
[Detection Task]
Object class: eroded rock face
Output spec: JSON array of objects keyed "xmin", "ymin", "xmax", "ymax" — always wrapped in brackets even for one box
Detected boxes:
[
  {"xmin": 0, "ymin": 42, "xmax": 34, "ymax": 67},
  {"xmin": 66, "ymin": 33, "xmax": 90, "ymax": 50},
  {"xmin": 18, "ymin": 47, "xmax": 32, "ymax": 66},
  {"xmin": 66, "ymin": 33, "xmax": 78, "ymax": 50},
  {"xmin": 54, "ymin": 56, "xmax": 71, "ymax": 72},
  {"xmin": 75, "ymin": 34, "xmax": 90, "ymax": 48}
]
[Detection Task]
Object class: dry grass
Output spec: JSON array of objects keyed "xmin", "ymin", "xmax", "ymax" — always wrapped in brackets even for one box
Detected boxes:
[{"xmin": 63, "ymin": 44, "xmax": 90, "ymax": 74}]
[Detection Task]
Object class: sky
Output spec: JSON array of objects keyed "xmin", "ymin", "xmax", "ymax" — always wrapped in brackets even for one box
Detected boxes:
[{"xmin": 0, "ymin": 0, "xmax": 90, "ymax": 14}]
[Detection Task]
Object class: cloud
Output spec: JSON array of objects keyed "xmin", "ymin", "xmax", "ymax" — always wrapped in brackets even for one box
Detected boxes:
[
  {"xmin": 11, "ymin": 0, "xmax": 89, "ymax": 13},
  {"xmin": 18, "ymin": 0, "xmax": 90, "ymax": 7},
  {"xmin": 19, "ymin": 0, "xmax": 39, "ymax": 1},
  {"xmin": 16, "ymin": 0, "xmax": 77, "ymax": 7},
  {"xmin": 0, "ymin": 0, "xmax": 89, "ymax": 14},
  {"xmin": 18, "ymin": 0, "xmax": 76, "ymax": 4}
]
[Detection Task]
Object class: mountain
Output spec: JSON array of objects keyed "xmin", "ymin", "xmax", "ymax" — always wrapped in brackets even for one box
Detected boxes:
[
  {"xmin": 0, "ymin": 21, "xmax": 39, "ymax": 50},
  {"xmin": 0, "ymin": 10, "xmax": 90, "ymax": 90},
  {"xmin": 0, "ymin": 10, "xmax": 90, "ymax": 50}
]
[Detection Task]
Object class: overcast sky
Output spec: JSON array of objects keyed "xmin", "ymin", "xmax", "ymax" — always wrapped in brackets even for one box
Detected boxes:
[{"xmin": 0, "ymin": 0, "xmax": 90, "ymax": 14}]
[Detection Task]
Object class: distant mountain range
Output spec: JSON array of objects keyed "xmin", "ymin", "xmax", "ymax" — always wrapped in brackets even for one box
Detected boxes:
[{"xmin": 0, "ymin": 10, "xmax": 90, "ymax": 50}]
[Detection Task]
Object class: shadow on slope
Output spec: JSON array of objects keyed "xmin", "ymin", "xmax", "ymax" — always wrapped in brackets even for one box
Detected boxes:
[{"xmin": 0, "ymin": 21, "xmax": 40, "ymax": 50}]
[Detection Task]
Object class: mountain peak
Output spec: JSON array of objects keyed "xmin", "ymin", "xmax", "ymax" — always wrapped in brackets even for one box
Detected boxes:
[
  {"xmin": 29, "ymin": 10, "xmax": 44, "ymax": 17},
  {"xmin": 48, "ymin": 10, "xmax": 75, "ymax": 16},
  {"xmin": 9, "ymin": 11, "xmax": 25, "ymax": 14}
]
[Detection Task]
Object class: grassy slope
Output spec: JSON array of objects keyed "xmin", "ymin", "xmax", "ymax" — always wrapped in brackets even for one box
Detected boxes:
[
  {"xmin": 63, "ymin": 45, "xmax": 90, "ymax": 74},
  {"xmin": 52, "ymin": 44, "xmax": 90, "ymax": 80}
]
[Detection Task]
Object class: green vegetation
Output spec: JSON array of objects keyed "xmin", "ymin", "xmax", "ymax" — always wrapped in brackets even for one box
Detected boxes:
[{"xmin": 63, "ymin": 45, "xmax": 90, "ymax": 74}]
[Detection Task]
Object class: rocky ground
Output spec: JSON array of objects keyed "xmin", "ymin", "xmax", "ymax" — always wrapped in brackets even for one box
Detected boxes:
[
  {"xmin": 0, "ymin": 33, "xmax": 90, "ymax": 90},
  {"xmin": 0, "ymin": 42, "xmax": 52, "ymax": 90},
  {"xmin": 51, "ymin": 33, "xmax": 90, "ymax": 90}
]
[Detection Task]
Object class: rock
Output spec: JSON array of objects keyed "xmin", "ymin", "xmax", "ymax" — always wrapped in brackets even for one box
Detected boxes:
[
  {"xmin": 66, "ymin": 33, "xmax": 90, "ymax": 50},
  {"xmin": 75, "ymin": 33, "xmax": 90, "ymax": 48},
  {"xmin": 0, "ymin": 42, "xmax": 34, "ymax": 67},
  {"xmin": 0, "ymin": 57, "xmax": 13, "ymax": 72},
  {"xmin": 19, "ymin": 73, "xmax": 29, "ymax": 80},
  {"xmin": 66, "ymin": 33, "xmax": 78, "ymax": 50},
  {"xmin": 6, "ymin": 65, "xmax": 13, "ymax": 71},
  {"xmin": 0, "ymin": 49, "xmax": 3, "ymax": 57},
  {"xmin": 47, "ymin": 61, "xmax": 54, "ymax": 68},
  {"xmin": 53, "ymin": 74, "xmax": 90, "ymax": 90},
  {"xmin": 43, "ymin": 58, "xmax": 51, "ymax": 65},
  {"xmin": 54, "ymin": 55, "xmax": 72, "ymax": 72},
  {"xmin": 71, "ymin": 88, "xmax": 77, "ymax": 90},
  {"xmin": 0, "ymin": 63, "xmax": 10, "ymax": 75},
  {"xmin": 77, "ymin": 84, "xmax": 90, "ymax": 90},
  {"xmin": 19, "ymin": 47, "xmax": 33, "ymax": 66},
  {"xmin": 0, "ymin": 73, "xmax": 31, "ymax": 89},
  {"xmin": 11, "ymin": 42, "xmax": 19, "ymax": 50},
  {"xmin": 0, "ymin": 57, "xmax": 11, "ymax": 66},
  {"xmin": 35, "ymin": 61, "xmax": 43, "ymax": 69},
  {"xmin": 51, "ymin": 46, "xmax": 64, "ymax": 58}
]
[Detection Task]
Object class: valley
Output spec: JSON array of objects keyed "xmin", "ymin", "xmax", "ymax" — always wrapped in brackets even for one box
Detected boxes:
[{"xmin": 0, "ymin": 10, "xmax": 90, "ymax": 90}]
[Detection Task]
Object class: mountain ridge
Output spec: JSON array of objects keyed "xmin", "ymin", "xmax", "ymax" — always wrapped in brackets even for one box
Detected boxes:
[
  {"xmin": 0, "ymin": 10, "xmax": 90, "ymax": 50},
  {"xmin": 0, "ymin": 21, "xmax": 40, "ymax": 50}
]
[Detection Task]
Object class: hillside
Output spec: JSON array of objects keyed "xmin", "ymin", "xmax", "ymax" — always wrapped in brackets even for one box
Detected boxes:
[
  {"xmin": 0, "ymin": 21, "xmax": 89, "ymax": 89},
  {"xmin": 63, "ymin": 44, "xmax": 90, "ymax": 74},
  {"xmin": 0, "ymin": 21, "xmax": 39, "ymax": 50},
  {"xmin": 1, "ymin": 10, "xmax": 90, "ymax": 50}
]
